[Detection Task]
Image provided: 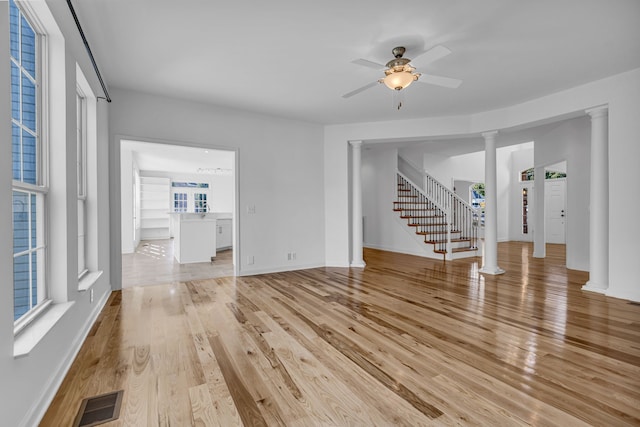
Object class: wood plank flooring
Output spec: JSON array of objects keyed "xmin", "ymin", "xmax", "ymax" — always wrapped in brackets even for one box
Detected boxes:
[
  {"xmin": 121, "ymin": 239, "xmax": 233, "ymax": 288},
  {"xmin": 41, "ymin": 243, "xmax": 640, "ymax": 426}
]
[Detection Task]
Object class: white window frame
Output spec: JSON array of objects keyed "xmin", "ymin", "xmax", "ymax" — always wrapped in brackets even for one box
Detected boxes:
[
  {"xmin": 75, "ymin": 63, "xmax": 102, "ymax": 292},
  {"xmin": 173, "ymin": 192, "xmax": 188, "ymax": 212},
  {"xmin": 11, "ymin": 0, "xmax": 51, "ymax": 333},
  {"xmin": 194, "ymin": 192, "xmax": 208, "ymax": 212},
  {"xmin": 170, "ymin": 183, "xmax": 211, "ymax": 213},
  {"xmin": 77, "ymin": 88, "xmax": 88, "ymax": 279}
]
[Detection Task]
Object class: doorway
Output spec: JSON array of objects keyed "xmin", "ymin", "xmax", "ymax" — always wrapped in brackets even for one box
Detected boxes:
[
  {"xmin": 119, "ymin": 139, "xmax": 237, "ymax": 288},
  {"xmin": 545, "ymin": 179, "xmax": 566, "ymax": 244}
]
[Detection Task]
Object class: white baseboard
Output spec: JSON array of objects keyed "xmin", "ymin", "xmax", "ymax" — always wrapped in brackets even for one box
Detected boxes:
[
  {"xmin": 606, "ymin": 288, "xmax": 640, "ymax": 303},
  {"xmin": 238, "ymin": 262, "xmax": 325, "ymax": 277},
  {"xmin": 21, "ymin": 289, "xmax": 111, "ymax": 427},
  {"xmin": 364, "ymin": 243, "xmax": 441, "ymax": 260}
]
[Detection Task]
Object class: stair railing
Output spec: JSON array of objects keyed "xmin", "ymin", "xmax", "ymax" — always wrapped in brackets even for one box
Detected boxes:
[
  {"xmin": 396, "ymin": 172, "xmax": 450, "ymax": 255},
  {"xmin": 397, "ymin": 158, "xmax": 479, "ymax": 256},
  {"xmin": 425, "ymin": 170, "xmax": 479, "ymax": 253}
]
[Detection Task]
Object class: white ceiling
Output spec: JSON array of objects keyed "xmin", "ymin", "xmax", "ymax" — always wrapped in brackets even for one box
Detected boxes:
[{"xmin": 74, "ymin": 0, "xmax": 640, "ymax": 125}]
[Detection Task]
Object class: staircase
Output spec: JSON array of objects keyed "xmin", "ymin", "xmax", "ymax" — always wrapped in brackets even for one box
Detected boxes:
[{"xmin": 394, "ymin": 169, "xmax": 480, "ymax": 260}]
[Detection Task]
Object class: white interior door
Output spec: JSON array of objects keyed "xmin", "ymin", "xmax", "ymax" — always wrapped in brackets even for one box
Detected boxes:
[{"xmin": 545, "ymin": 179, "xmax": 566, "ymax": 244}]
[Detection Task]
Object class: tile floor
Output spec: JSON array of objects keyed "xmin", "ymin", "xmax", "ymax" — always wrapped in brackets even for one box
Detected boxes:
[{"xmin": 121, "ymin": 239, "xmax": 234, "ymax": 288}]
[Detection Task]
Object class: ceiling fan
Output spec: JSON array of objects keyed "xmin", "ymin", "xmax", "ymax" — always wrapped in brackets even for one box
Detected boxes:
[{"xmin": 342, "ymin": 45, "xmax": 462, "ymax": 99}]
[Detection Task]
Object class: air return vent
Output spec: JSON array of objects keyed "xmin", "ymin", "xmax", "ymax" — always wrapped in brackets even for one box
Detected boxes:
[{"xmin": 73, "ymin": 390, "xmax": 124, "ymax": 427}]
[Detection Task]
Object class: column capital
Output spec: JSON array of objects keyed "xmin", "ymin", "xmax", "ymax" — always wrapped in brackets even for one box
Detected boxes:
[
  {"xmin": 585, "ymin": 105, "xmax": 608, "ymax": 118},
  {"xmin": 481, "ymin": 130, "xmax": 498, "ymax": 140},
  {"xmin": 349, "ymin": 140, "xmax": 364, "ymax": 147}
]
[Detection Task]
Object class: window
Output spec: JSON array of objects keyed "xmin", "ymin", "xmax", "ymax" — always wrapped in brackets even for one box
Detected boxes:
[
  {"xmin": 77, "ymin": 90, "xmax": 87, "ymax": 277},
  {"xmin": 10, "ymin": 0, "xmax": 48, "ymax": 323},
  {"xmin": 194, "ymin": 193, "xmax": 208, "ymax": 213},
  {"xmin": 470, "ymin": 182, "xmax": 485, "ymax": 227},
  {"xmin": 521, "ymin": 168, "xmax": 535, "ymax": 182},
  {"xmin": 170, "ymin": 182, "xmax": 210, "ymax": 213},
  {"xmin": 76, "ymin": 63, "xmax": 101, "ymax": 291},
  {"xmin": 520, "ymin": 167, "xmax": 567, "ymax": 181},
  {"xmin": 173, "ymin": 192, "xmax": 187, "ymax": 212}
]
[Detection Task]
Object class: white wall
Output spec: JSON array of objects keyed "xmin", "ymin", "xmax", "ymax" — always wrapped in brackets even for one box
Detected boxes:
[
  {"xmin": 362, "ymin": 148, "xmax": 434, "ymax": 257},
  {"xmin": 0, "ymin": 1, "xmax": 113, "ymax": 426},
  {"xmin": 532, "ymin": 117, "xmax": 591, "ymax": 270},
  {"xmin": 108, "ymin": 89, "xmax": 326, "ymax": 282},
  {"xmin": 120, "ymin": 145, "xmax": 134, "ymax": 253},
  {"xmin": 454, "ymin": 180, "xmax": 475, "ymax": 203},
  {"xmin": 325, "ymin": 68, "xmax": 640, "ymax": 302}
]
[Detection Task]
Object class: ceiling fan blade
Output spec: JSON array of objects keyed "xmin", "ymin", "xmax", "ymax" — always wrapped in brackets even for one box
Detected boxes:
[
  {"xmin": 418, "ymin": 74, "xmax": 462, "ymax": 89},
  {"xmin": 411, "ymin": 45, "xmax": 452, "ymax": 67},
  {"xmin": 342, "ymin": 81, "xmax": 380, "ymax": 98},
  {"xmin": 351, "ymin": 58, "xmax": 385, "ymax": 70}
]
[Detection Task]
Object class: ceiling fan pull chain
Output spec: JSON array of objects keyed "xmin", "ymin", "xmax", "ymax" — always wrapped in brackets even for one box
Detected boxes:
[{"xmin": 392, "ymin": 88, "xmax": 405, "ymax": 110}]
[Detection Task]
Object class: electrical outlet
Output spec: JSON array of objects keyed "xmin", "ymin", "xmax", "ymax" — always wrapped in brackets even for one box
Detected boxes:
[
  {"xmin": 247, "ymin": 255, "xmax": 254, "ymax": 265},
  {"xmin": 292, "ymin": 252, "xmax": 297, "ymax": 261},
  {"xmin": 247, "ymin": 205, "xmax": 256, "ymax": 214},
  {"xmin": 90, "ymin": 288, "xmax": 94, "ymax": 304}
]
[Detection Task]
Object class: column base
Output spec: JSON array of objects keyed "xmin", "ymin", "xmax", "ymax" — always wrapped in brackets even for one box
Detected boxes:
[
  {"xmin": 350, "ymin": 261, "xmax": 366, "ymax": 268},
  {"xmin": 582, "ymin": 281, "xmax": 608, "ymax": 294},
  {"xmin": 479, "ymin": 266, "xmax": 505, "ymax": 275}
]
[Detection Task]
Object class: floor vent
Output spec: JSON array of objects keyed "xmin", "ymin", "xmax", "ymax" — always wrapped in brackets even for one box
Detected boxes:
[{"xmin": 73, "ymin": 390, "xmax": 124, "ymax": 427}]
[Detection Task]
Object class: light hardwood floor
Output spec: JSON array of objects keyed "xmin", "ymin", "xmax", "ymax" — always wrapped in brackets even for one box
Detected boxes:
[
  {"xmin": 42, "ymin": 242, "xmax": 640, "ymax": 426},
  {"xmin": 122, "ymin": 239, "xmax": 234, "ymax": 288}
]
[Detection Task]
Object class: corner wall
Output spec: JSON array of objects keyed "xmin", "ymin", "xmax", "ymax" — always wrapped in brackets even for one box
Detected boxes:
[
  {"xmin": 108, "ymin": 89, "xmax": 326, "ymax": 281},
  {"xmin": 533, "ymin": 117, "xmax": 591, "ymax": 271},
  {"xmin": 362, "ymin": 148, "xmax": 434, "ymax": 257}
]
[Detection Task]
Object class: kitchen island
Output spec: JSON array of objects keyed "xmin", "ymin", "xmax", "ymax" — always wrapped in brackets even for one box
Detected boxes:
[{"xmin": 169, "ymin": 212, "xmax": 217, "ymax": 263}]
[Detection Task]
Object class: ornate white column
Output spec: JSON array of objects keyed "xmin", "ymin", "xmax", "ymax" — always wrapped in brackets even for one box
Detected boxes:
[
  {"xmin": 350, "ymin": 141, "xmax": 366, "ymax": 268},
  {"xmin": 583, "ymin": 106, "xmax": 609, "ymax": 293},
  {"xmin": 480, "ymin": 131, "xmax": 505, "ymax": 275}
]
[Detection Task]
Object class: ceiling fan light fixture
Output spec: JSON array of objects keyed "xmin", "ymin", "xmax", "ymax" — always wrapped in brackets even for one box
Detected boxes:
[{"xmin": 382, "ymin": 70, "xmax": 419, "ymax": 91}]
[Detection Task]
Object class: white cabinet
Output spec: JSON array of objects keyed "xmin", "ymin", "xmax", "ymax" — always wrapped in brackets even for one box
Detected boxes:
[
  {"xmin": 171, "ymin": 213, "xmax": 217, "ymax": 263},
  {"xmin": 216, "ymin": 219, "xmax": 232, "ymax": 250},
  {"xmin": 139, "ymin": 176, "xmax": 170, "ymax": 240}
]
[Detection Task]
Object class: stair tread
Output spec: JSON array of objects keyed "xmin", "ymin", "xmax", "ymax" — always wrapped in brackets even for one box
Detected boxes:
[
  {"xmin": 396, "ymin": 175, "xmax": 477, "ymax": 259},
  {"xmin": 395, "ymin": 211, "xmax": 437, "ymax": 214},
  {"xmin": 416, "ymin": 230, "xmax": 461, "ymax": 235},
  {"xmin": 425, "ymin": 238, "xmax": 471, "ymax": 244},
  {"xmin": 434, "ymin": 247, "xmax": 479, "ymax": 254},
  {"xmin": 393, "ymin": 202, "xmax": 431, "ymax": 204}
]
